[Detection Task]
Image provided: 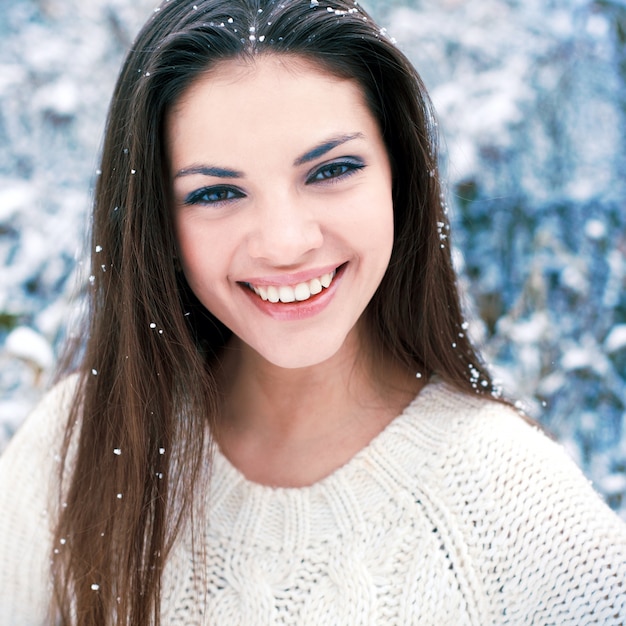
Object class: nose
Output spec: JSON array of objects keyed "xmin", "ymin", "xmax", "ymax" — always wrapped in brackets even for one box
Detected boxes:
[{"xmin": 246, "ymin": 191, "xmax": 324, "ymax": 265}]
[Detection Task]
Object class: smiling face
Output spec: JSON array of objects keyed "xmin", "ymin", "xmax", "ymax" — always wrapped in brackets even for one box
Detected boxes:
[{"xmin": 167, "ymin": 55, "xmax": 394, "ymax": 369}]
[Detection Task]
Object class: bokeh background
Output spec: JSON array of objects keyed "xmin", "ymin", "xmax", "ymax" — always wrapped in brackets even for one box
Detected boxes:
[{"xmin": 1, "ymin": 0, "xmax": 625, "ymax": 518}]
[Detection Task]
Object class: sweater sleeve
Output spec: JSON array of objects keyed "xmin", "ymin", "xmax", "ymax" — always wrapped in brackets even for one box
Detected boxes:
[
  {"xmin": 435, "ymin": 398, "xmax": 626, "ymax": 625},
  {"xmin": 0, "ymin": 377, "xmax": 76, "ymax": 626}
]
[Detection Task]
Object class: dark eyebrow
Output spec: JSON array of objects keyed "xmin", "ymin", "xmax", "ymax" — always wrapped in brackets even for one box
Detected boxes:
[
  {"xmin": 173, "ymin": 133, "xmax": 364, "ymax": 179},
  {"xmin": 293, "ymin": 133, "xmax": 364, "ymax": 167},
  {"xmin": 174, "ymin": 165, "xmax": 243, "ymax": 179}
]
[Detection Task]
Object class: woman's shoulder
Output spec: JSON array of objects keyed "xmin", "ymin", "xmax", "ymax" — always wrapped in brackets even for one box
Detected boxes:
[
  {"xmin": 393, "ymin": 378, "xmax": 626, "ymax": 559},
  {"xmin": 0, "ymin": 374, "xmax": 78, "ymax": 464},
  {"xmin": 396, "ymin": 380, "xmax": 626, "ymax": 622},
  {"xmin": 400, "ymin": 380, "xmax": 563, "ymax": 465},
  {"xmin": 397, "ymin": 379, "xmax": 607, "ymax": 514},
  {"xmin": 0, "ymin": 373, "xmax": 79, "ymax": 521},
  {"xmin": 392, "ymin": 380, "xmax": 541, "ymax": 463},
  {"xmin": 0, "ymin": 372, "xmax": 79, "ymax": 518},
  {"xmin": 0, "ymin": 375, "xmax": 78, "ymax": 625}
]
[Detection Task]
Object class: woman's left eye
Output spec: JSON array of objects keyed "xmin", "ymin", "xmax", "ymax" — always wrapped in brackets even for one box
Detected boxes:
[
  {"xmin": 183, "ymin": 185, "xmax": 244, "ymax": 206},
  {"xmin": 308, "ymin": 159, "xmax": 365, "ymax": 184}
]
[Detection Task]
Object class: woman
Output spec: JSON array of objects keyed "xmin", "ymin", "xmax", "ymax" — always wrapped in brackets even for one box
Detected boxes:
[{"xmin": 0, "ymin": 0, "xmax": 624, "ymax": 623}]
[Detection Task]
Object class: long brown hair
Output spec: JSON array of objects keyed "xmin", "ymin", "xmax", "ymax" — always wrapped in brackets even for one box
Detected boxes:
[{"xmin": 52, "ymin": 0, "xmax": 499, "ymax": 622}]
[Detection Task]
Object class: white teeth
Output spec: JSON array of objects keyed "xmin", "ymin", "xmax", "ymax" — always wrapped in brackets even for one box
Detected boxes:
[
  {"xmin": 278, "ymin": 285, "xmax": 296, "ymax": 303},
  {"xmin": 267, "ymin": 285, "xmax": 280, "ymax": 303},
  {"xmin": 249, "ymin": 268, "xmax": 338, "ymax": 304},
  {"xmin": 309, "ymin": 278, "xmax": 322, "ymax": 295},
  {"xmin": 294, "ymin": 282, "xmax": 310, "ymax": 301},
  {"xmin": 320, "ymin": 272, "xmax": 333, "ymax": 288}
]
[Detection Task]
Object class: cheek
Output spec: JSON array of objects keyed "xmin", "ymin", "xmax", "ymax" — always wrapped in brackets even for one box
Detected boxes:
[
  {"xmin": 175, "ymin": 220, "xmax": 225, "ymax": 296},
  {"xmin": 357, "ymin": 190, "xmax": 394, "ymax": 265},
  {"xmin": 368, "ymin": 203, "xmax": 395, "ymax": 292},
  {"xmin": 176, "ymin": 228, "xmax": 199, "ymax": 278}
]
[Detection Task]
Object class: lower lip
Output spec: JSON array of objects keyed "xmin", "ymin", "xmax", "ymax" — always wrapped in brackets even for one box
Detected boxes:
[{"xmin": 240, "ymin": 265, "xmax": 345, "ymax": 321}]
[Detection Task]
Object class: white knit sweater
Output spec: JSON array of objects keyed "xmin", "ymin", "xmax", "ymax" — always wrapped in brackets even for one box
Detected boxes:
[{"xmin": 1, "ymin": 378, "xmax": 625, "ymax": 625}]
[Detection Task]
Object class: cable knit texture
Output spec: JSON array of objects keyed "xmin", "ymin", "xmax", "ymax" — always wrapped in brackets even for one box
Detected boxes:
[{"xmin": 1, "ymin": 378, "xmax": 625, "ymax": 624}]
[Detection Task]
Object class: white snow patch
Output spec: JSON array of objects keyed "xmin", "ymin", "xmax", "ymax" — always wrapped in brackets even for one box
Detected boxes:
[
  {"xmin": 584, "ymin": 219, "xmax": 607, "ymax": 240},
  {"xmin": 561, "ymin": 343, "xmax": 610, "ymax": 376},
  {"xmin": 605, "ymin": 325, "xmax": 626, "ymax": 354},
  {"xmin": 5, "ymin": 327, "xmax": 54, "ymax": 370},
  {"xmin": 0, "ymin": 185, "xmax": 35, "ymax": 222},
  {"xmin": 600, "ymin": 473, "xmax": 626, "ymax": 496},
  {"xmin": 34, "ymin": 80, "xmax": 80, "ymax": 117}
]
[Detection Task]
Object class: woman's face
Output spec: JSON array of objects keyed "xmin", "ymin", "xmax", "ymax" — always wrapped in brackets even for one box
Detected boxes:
[{"xmin": 167, "ymin": 55, "xmax": 394, "ymax": 369}]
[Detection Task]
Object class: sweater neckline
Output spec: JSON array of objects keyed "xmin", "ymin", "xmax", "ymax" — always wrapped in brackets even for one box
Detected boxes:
[{"xmin": 210, "ymin": 378, "xmax": 446, "ymax": 496}]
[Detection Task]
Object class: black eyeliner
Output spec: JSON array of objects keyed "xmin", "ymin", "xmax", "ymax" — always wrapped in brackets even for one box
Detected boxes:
[
  {"xmin": 307, "ymin": 156, "xmax": 366, "ymax": 184},
  {"xmin": 184, "ymin": 185, "xmax": 243, "ymax": 205}
]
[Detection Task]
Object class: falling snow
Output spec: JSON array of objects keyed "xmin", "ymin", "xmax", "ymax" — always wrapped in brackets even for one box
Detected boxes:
[{"xmin": 0, "ymin": 0, "xmax": 625, "ymax": 519}]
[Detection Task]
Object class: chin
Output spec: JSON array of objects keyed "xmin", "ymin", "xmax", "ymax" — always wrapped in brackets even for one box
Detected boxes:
[{"xmin": 252, "ymin": 334, "xmax": 352, "ymax": 370}]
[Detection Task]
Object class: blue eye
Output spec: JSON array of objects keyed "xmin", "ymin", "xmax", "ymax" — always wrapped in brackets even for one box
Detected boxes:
[
  {"xmin": 308, "ymin": 159, "xmax": 365, "ymax": 184},
  {"xmin": 184, "ymin": 185, "xmax": 244, "ymax": 205}
]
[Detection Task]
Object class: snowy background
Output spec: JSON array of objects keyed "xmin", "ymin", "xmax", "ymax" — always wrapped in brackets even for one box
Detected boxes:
[{"xmin": 1, "ymin": 0, "xmax": 625, "ymax": 518}]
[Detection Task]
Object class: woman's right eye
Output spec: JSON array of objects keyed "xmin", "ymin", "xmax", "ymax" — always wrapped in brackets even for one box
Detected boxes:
[{"xmin": 184, "ymin": 185, "xmax": 244, "ymax": 206}]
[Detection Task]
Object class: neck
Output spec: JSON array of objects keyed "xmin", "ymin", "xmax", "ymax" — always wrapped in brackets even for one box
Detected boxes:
[{"xmin": 215, "ymin": 327, "xmax": 422, "ymax": 486}]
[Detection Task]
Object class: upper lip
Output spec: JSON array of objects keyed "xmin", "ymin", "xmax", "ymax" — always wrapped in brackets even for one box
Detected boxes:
[{"xmin": 238, "ymin": 263, "xmax": 342, "ymax": 287}]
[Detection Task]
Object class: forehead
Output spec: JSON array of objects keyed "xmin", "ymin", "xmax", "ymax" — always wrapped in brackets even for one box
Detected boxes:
[
  {"xmin": 165, "ymin": 54, "xmax": 379, "ymax": 167},
  {"xmin": 171, "ymin": 53, "xmax": 358, "ymax": 110}
]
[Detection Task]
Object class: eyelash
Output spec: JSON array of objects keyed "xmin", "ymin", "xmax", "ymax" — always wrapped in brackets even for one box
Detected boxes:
[
  {"xmin": 307, "ymin": 158, "xmax": 365, "ymax": 184},
  {"xmin": 183, "ymin": 158, "xmax": 366, "ymax": 206},
  {"xmin": 184, "ymin": 186, "xmax": 244, "ymax": 206}
]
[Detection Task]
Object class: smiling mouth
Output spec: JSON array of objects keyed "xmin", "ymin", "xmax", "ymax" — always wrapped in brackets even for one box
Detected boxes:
[{"xmin": 242, "ymin": 266, "xmax": 341, "ymax": 303}]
